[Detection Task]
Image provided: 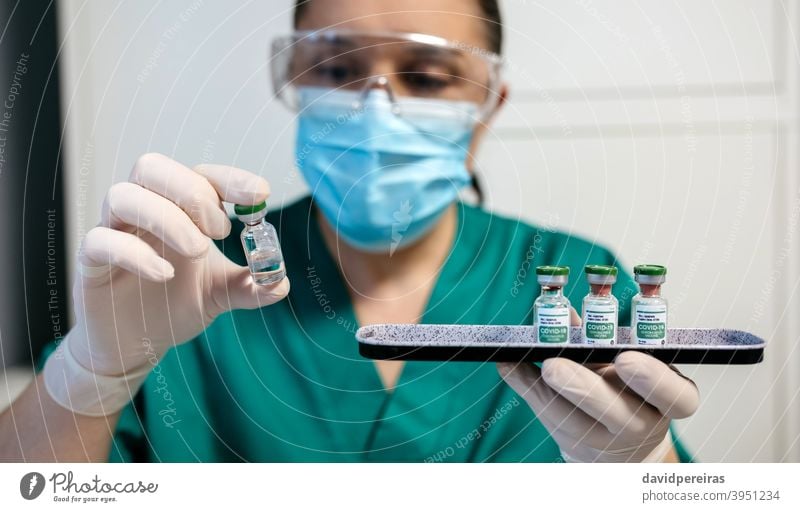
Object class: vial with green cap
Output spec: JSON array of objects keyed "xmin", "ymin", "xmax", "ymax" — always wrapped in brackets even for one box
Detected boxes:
[
  {"xmin": 534, "ymin": 266, "xmax": 571, "ymax": 344},
  {"xmin": 582, "ymin": 265, "xmax": 618, "ymax": 345},
  {"xmin": 632, "ymin": 264, "xmax": 668, "ymax": 345},
  {"xmin": 235, "ymin": 202, "xmax": 286, "ymax": 285}
]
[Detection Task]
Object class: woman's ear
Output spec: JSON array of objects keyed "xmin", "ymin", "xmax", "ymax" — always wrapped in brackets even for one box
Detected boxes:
[
  {"xmin": 466, "ymin": 82, "xmax": 509, "ymax": 176},
  {"xmin": 484, "ymin": 82, "xmax": 509, "ymax": 125}
]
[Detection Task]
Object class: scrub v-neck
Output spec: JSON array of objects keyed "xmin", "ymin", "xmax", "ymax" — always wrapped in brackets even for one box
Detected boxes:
[{"xmin": 298, "ymin": 199, "xmax": 470, "ymax": 459}]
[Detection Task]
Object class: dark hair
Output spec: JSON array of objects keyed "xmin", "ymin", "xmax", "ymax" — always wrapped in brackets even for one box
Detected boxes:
[{"xmin": 293, "ymin": 0, "xmax": 503, "ymax": 54}]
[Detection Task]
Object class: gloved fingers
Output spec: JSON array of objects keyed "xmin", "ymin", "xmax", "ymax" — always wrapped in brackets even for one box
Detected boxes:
[
  {"xmin": 593, "ymin": 364, "xmax": 674, "ymax": 444},
  {"xmin": 127, "ymin": 153, "xmax": 231, "ymax": 239},
  {"xmin": 497, "ymin": 362, "xmax": 604, "ymax": 441},
  {"xmin": 540, "ymin": 358, "xmax": 663, "ymax": 438},
  {"xmin": 193, "ymin": 163, "xmax": 271, "ymax": 205},
  {"xmin": 614, "ymin": 351, "xmax": 700, "ymax": 419},
  {"xmin": 79, "ymin": 226, "xmax": 174, "ymax": 282},
  {"xmin": 102, "ymin": 182, "xmax": 210, "ymax": 259},
  {"xmin": 209, "ymin": 254, "xmax": 290, "ymax": 313},
  {"xmin": 570, "ymin": 306, "xmax": 582, "ymax": 327}
]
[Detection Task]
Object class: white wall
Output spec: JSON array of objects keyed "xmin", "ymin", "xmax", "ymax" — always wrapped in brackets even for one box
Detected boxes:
[{"xmin": 55, "ymin": 0, "xmax": 800, "ymax": 462}]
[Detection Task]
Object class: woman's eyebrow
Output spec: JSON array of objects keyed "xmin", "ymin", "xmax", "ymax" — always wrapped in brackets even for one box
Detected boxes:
[{"xmin": 405, "ymin": 44, "xmax": 464, "ymax": 61}]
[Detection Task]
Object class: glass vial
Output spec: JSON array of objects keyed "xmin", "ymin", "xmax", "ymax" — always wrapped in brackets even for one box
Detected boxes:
[
  {"xmin": 235, "ymin": 201, "xmax": 286, "ymax": 286},
  {"xmin": 582, "ymin": 265, "xmax": 618, "ymax": 345},
  {"xmin": 534, "ymin": 266, "xmax": 571, "ymax": 344},
  {"xmin": 632, "ymin": 265, "xmax": 667, "ymax": 345}
]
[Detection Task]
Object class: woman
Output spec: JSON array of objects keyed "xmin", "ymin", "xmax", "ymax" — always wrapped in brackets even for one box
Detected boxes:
[{"xmin": 0, "ymin": 0, "xmax": 698, "ymax": 462}]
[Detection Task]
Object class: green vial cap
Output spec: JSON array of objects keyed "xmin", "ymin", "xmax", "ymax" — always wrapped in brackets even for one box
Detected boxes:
[
  {"xmin": 234, "ymin": 201, "xmax": 267, "ymax": 215},
  {"xmin": 634, "ymin": 264, "xmax": 667, "ymax": 276},
  {"xmin": 536, "ymin": 265, "xmax": 569, "ymax": 276},
  {"xmin": 585, "ymin": 264, "xmax": 618, "ymax": 276}
]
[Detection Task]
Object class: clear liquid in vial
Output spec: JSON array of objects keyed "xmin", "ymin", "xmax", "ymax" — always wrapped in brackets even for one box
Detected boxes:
[{"xmin": 247, "ymin": 248, "xmax": 286, "ymax": 285}]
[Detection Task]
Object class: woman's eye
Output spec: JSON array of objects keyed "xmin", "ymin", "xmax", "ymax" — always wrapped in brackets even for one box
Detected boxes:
[
  {"xmin": 313, "ymin": 64, "xmax": 358, "ymax": 84},
  {"xmin": 402, "ymin": 71, "xmax": 452, "ymax": 93}
]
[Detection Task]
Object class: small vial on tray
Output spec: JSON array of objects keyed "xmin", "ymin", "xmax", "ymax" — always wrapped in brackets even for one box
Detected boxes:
[
  {"xmin": 534, "ymin": 266, "xmax": 571, "ymax": 344},
  {"xmin": 235, "ymin": 201, "xmax": 286, "ymax": 285},
  {"xmin": 632, "ymin": 264, "xmax": 668, "ymax": 345},
  {"xmin": 582, "ymin": 265, "xmax": 618, "ymax": 345}
]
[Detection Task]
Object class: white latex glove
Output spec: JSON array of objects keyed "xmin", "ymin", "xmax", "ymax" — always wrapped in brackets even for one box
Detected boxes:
[
  {"xmin": 44, "ymin": 153, "xmax": 289, "ymax": 416},
  {"xmin": 498, "ymin": 308, "xmax": 699, "ymax": 462}
]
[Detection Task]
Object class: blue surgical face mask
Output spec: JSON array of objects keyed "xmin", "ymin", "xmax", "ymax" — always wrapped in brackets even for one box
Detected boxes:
[{"xmin": 295, "ymin": 86, "xmax": 477, "ymax": 253}]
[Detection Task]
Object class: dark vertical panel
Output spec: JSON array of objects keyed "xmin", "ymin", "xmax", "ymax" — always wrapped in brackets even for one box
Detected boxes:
[{"xmin": 0, "ymin": 0, "xmax": 67, "ymax": 368}]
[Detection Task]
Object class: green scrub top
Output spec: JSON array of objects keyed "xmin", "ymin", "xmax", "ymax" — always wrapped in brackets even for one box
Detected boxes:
[{"xmin": 40, "ymin": 196, "xmax": 691, "ymax": 462}]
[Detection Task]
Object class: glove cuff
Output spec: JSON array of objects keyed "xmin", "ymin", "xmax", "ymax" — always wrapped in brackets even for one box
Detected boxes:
[
  {"xmin": 638, "ymin": 432, "xmax": 674, "ymax": 463},
  {"xmin": 560, "ymin": 433, "xmax": 674, "ymax": 463},
  {"xmin": 43, "ymin": 332, "xmax": 152, "ymax": 417}
]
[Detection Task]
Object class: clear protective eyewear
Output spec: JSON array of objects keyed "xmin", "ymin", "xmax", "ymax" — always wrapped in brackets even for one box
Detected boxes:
[{"xmin": 270, "ymin": 30, "xmax": 503, "ymax": 125}]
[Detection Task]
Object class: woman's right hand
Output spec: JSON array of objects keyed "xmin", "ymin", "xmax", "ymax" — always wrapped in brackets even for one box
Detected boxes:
[{"xmin": 58, "ymin": 153, "xmax": 289, "ymax": 383}]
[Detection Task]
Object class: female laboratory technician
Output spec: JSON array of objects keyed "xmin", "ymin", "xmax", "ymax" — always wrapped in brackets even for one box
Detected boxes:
[{"xmin": 0, "ymin": 0, "xmax": 698, "ymax": 462}]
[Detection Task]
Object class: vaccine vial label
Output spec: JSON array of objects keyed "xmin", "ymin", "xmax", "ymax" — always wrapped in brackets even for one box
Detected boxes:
[
  {"xmin": 634, "ymin": 305, "xmax": 667, "ymax": 345},
  {"xmin": 583, "ymin": 305, "xmax": 617, "ymax": 344},
  {"xmin": 536, "ymin": 307, "xmax": 570, "ymax": 343}
]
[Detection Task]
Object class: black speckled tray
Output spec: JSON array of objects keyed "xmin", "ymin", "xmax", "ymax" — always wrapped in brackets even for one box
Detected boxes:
[{"xmin": 357, "ymin": 324, "xmax": 765, "ymax": 364}]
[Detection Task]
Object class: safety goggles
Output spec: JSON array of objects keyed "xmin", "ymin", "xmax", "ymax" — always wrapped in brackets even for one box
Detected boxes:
[{"xmin": 270, "ymin": 30, "xmax": 503, "ymax": 121}]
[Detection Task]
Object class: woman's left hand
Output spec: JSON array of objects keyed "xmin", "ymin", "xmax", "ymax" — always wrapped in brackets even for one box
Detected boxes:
[{"xmin": 498, "ymin": 308, "xmax": 699, "ymax": 462}]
